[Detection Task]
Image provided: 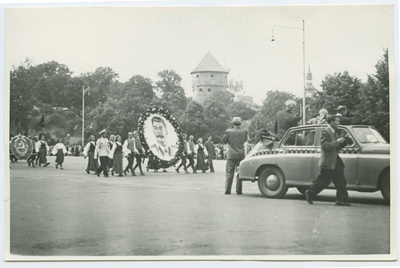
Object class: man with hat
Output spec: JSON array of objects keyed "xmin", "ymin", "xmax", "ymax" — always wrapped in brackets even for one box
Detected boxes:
[
  {"xmin": 274, "ymin": 100, "xmax": 299, "ymax": 140},
  {"xmin": 94, "ymin": 129, "xmax": 110, "ymax": 177},
  {"xmin": 305, "ymin": 115, "xmax": 352, "ymax": 206},
  {"xmin": 123, "ymin": 131, "xmax": 138, "ymax": 175},
  {"xmin": 222, "ymin": 117, "xmax": 248, "ymax": 195}
]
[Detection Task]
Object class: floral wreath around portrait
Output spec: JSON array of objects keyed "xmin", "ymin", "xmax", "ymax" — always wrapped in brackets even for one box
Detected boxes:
[{"xmin": 138, "ymin": 107, "xmax": 184, "ymax": 169}]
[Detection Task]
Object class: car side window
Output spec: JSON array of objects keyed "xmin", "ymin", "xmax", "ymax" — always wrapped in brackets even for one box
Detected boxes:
[{"xmin": 283, "ymin": 129, "xmax": 316, "ymax": 147}]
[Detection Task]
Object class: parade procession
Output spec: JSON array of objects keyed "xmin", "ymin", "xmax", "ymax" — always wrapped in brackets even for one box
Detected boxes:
[{"xmin": 5, "ymin": 4, "xmax": 394, "ymax": 262}]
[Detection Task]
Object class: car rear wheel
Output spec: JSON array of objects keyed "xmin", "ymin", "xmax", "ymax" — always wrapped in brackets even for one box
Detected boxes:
[
  {"xmin": 258, "ymin": 167, "xmax": 288, "ymax": 198},
  {"xmin": 380, "ymin": 171, "xmax": 390, "ymax": 204},
  {"xmin": 296, "ymin": 187, "xmax": 308, "ymax": 196}
]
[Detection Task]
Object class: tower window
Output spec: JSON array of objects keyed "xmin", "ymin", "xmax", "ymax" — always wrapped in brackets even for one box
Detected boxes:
[
  {"xmin": 208, "ymin": 88, "xmax": 211, "ymax": 92},
  {"xmin": 211, "ymin": 74, "xmax": 214, "ymax": 78},
  {"xmin": 196, "ymin": 74, "xmax": 199, "ymax": 78},
  {"xmin": 199, "ymin": 88, "xmax": 203, "ymax": 92}
]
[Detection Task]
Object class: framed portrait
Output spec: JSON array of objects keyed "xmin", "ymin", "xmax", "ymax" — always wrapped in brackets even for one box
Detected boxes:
[{"xmin": 138, "ymin": 107, "xmax": 184, "ymax": 168}]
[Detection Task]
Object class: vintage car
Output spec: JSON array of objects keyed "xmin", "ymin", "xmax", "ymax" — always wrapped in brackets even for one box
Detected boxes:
[{"xmin": 238, "ymin": 125, "xmax": 390, "ymax": 203}]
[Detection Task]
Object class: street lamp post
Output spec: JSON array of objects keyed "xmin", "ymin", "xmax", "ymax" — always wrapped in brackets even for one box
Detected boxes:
[
  {"xmin": 271, "ymin": 20, "xmax": 306, "ymax": 125},
  {"xmin": 82, "ymin": 86, "xmax": 90, "ymax": 147}
]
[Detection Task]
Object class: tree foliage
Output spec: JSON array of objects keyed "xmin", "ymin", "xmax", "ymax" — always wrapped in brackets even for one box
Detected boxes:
[
  {"xmin": 178, "ymin": 101, "xmax": 209, "ymax": 139},
  {"xmin": 310, "ymin": 71, "xmax": 362, "ymax": 115},
  {"xmin": 9, "ymin": 49, "xmax": 390, "ymax": 145},
  {"xmin": 353, "ymin": 49, "xmax": 390, "ymax": 141}
]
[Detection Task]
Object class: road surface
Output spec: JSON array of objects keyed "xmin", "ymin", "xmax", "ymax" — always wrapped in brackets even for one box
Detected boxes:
[{"xmin": 9, "ymin": 157, "xmax": 390, "ymax": 257}]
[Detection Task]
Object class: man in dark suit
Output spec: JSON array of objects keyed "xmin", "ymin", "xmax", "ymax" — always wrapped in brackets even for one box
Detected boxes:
[
  {"xmin": 176, "ymin": 133, "xmax": 189, "ymax": 174},
  {"xmin": 204, "ymin": 135, "xmax": 216, "ymax": 173},
  {"xmin": 305, "ymin": 115, "xmax": 351, "ymax": 206},
  {"xmin": 223, "ymin": 117, "xmax": 248, "ymax": 195},
  {"xmin": 336, "ymin": 105, "xmax": 352, "ymax": 125},
  {"xmin": 274, "ymin": 100, "xmax": 299, "ymax": 140}
]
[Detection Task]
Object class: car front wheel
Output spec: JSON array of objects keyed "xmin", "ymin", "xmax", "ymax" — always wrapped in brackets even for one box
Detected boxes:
[{"xmin": 258, "ymin": 167, "xmax": 288, "ymax": 198}]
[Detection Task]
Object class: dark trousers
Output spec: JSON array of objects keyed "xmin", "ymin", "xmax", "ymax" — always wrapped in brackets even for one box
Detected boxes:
[
  {"xmin": 96, "ymin": 156, "xmax": 109, "ymax": 176},
  {"xmin": 177, "ymin": 155, "xmax": 187, "ymax": 171},
  {"xmin": 207, "ymin": 155, "xmax": 214, "ymax": 172},
  {"xmin": 27, "ymin": 154, "xmax": 36, "ymax": 166},
  {"xmin": 185, "ymin": 154, "xmax": 196, "ymax": 172},
  {"xmin": 125, "ymin": 153, "xmax": 134, "ymax": 173},
  {"xmin": 307, "ymin": 168, "xmax": 349, "ymax": 202},
  {"xmin": 225, "ymin": 159, "xmax": 242, "ymax": 194},
  {"xmin": 133, "ymin": 153, "xmax": 143, "ymax": 173}
]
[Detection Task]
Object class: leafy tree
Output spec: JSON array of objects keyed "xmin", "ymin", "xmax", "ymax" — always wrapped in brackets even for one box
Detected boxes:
[
  {"xmin": 178, "ymin": 101, "xmax": 208, "ymax": 140},
  {"xmin": 229, "ymin": 101, "xmax": 257, "ymax": 121},
  {"xmin": 154, "ymin": 70, "xmax": 188, "ymax": 117},
  {"xmin": 204, "ymin": 89, "xmax": 235, "ymax": 106},
  {"xmin": 353, "ymin": 49, "xmax": 390, "ymax": 141},
  {"xmin": 82, "ymin": 67, "xmax": 119, "ymax": 108},
  {"xmin": 10, "ymin": 59, "xmax": 35, "ymax": 134},
  {"xmin": 310, "ymin": 71, "xmax": 362, "ymax": 115},
  {"xmin": 204, "ymin": 100, "xmax": 231, "ymax": 143},
  {"xmin": 248, "ymin": 111, "xmax": 274, "ymax": 143}
]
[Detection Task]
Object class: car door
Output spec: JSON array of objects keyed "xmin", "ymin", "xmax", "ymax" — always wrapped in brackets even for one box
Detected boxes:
[
  {"xmin": 336, "ymin": 127, "xmax": 359, "ymax": 187},
  {"xmin": 276, "ymin": 127, "xmax": 316, "ymax": 185}
]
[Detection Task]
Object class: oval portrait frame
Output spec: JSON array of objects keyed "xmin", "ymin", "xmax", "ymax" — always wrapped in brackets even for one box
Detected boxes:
[{"xmin": 138, "ymin": 107, "xmax": 184, "ymax": 169}]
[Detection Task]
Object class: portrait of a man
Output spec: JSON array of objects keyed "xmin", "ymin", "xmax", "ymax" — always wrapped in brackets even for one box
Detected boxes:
[{"xmin": 148, "ymin": 116, "xmax": 178, "ymax": 161}]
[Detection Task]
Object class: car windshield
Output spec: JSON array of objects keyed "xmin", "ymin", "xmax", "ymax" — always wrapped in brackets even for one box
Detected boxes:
[{"xmin": 352, "ymin": 127, "xmax": 387, "ymax": 144}]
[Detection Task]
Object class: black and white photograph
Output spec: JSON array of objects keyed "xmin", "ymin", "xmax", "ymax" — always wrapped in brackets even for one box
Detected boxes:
[{"xmin": 3, "ymin": 1, "xmax": 397, "ymax": 263}]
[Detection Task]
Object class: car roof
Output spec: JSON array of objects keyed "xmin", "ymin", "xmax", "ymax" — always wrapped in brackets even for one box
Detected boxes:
[{"xmin": 289, "ymin": 124, "xmax": 371, "ymax": 130}]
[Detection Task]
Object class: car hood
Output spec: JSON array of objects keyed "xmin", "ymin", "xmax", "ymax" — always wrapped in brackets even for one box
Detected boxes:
[{"xmin": 361, "ymin": 143, "xmax": 390, "ymax": 154}]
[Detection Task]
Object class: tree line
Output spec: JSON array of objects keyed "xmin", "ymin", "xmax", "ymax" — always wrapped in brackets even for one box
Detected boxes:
[
  {"xmin": 10, "ymin": 61, "xmax": 256, "ymax": 144},
  {"xmin": 10, "ymin": 49, "xmax": 389, "ymax": 145},
  {"xmin": 249, "ymin": 49, "xmax": 390, "ymax": 142}
]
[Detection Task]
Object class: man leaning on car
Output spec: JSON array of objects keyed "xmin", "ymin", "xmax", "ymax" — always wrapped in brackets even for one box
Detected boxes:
[{"xmin": 305, "ymin": 115, "xmax": 352, "ymax": 206}]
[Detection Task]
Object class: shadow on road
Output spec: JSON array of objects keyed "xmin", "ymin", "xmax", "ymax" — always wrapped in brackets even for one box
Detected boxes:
[{"xmin": 243, "ymin": 192, "xmax": 389, "ymax": 206}]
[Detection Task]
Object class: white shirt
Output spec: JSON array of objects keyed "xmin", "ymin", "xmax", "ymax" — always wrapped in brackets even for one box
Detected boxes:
[
  {"xmin": 52, "ymin": 143, "xmax": 67, "ymax": 155},
  {"xmin": 94, "ymin": 137, "xmax": 110, "ymax": 158},
  {"xmin": 36, "ymin": 140, "xmax": 49, "ymax": 152}
]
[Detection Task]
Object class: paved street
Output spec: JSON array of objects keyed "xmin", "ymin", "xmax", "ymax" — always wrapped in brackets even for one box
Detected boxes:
[{"xmin": 9, "ymin": 157, "xmax": 390, "ymax": 256}]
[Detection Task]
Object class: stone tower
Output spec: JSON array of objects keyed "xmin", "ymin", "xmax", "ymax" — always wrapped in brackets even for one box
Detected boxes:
[{"xmin": 191, "ymin": 52, "xmax": 229, "ymax": 105}]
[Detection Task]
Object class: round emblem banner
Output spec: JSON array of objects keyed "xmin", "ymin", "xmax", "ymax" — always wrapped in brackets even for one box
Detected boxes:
[
  {"xmin": 138, "ymin": 107, "xmax": 184, "ymax": 169},
  {"xmin": 10, "ymin": 135, "xmax": 33, "ymax": 160}
]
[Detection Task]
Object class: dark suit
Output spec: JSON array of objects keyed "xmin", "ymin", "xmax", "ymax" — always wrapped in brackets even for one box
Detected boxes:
[
  {"xmin": 337, "ymin": 114, "xmax": 352, "ymax": 125},
  {"xmin": 307, "ymin": 127, "xmax": 349, "ymax": 202},
  {"xmin": 274, "ymin": 110, "xmax": 297, "ymax": 140},
  {"xmin": 223, "ymin": 127, "xmax": 248, "ymax": 194},
  {"xmin": 204, "ymin": 140, "xmax": 215, "ymax": 172}
]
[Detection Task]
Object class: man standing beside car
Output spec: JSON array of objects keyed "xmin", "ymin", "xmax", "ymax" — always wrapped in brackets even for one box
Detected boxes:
[
  {"xmin": 305, "ymin": 115, "xmax": 351, "ymax": 206},
  {"xmin": 223, "ymin": 117, "xmax": 248, "ymax": 195},
  {"xmin": 274, "ymin": 100, "xmax": 299, "ymax": 140}
]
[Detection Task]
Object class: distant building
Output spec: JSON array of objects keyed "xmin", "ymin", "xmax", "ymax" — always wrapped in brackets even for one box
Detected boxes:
[
  {"xmin": 305, "ymin": 65, "xmax": 317, "ymax": 97},
  {"xmin": 227, "ymin": 79, "xmax": 257, "ymax": 110},
  {"xmin": 191, "ymin": 52, "xmax": 229, "ymax": 104}
]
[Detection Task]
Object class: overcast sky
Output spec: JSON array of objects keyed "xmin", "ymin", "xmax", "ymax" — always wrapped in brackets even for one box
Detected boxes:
[{"xmin": 5, "ymin": 5, "xmax": 393, "ymax": 104}]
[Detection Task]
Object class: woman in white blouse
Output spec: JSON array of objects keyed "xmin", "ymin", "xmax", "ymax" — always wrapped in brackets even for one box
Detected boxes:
[{"xmin": 83, "ymin": 134, "xmax": 98, "ymax": 174}]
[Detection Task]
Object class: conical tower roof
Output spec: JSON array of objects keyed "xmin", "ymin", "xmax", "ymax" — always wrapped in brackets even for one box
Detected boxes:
[{"xmin": 191, "ymin": 52, "xmax": 229, "ymax": 74}]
